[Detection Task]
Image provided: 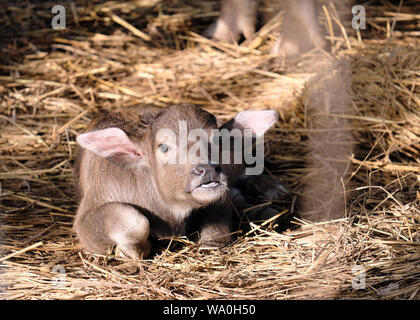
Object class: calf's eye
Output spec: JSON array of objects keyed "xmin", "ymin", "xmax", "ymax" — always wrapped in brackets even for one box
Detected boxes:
[{"xmin": 158, "ymin": 144, "xmax": 169, "ymax": 153}]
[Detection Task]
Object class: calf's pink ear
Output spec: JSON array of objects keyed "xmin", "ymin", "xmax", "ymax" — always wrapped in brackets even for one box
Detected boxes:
[
  {"xmin": 77, "ymin": 127, "xmax": 143, "ymax": 160},
  {"xmin": 231, "ymin": 110, "xmax": 278, "ymax": 136}
]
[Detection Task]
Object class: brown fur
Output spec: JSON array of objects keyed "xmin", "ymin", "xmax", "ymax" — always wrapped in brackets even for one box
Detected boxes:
[
  {"xmin": 74, "ymin": 104, "xmax": 230, "ymax": 258},
  {"xmin": 74, "ymin": 104, "xmax": 281, "ymax": 258}
]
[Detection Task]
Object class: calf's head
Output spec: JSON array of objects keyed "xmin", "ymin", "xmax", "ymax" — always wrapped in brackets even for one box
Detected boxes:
[{"xmin": 77, "ymin": 104, "xmax": 278, "ymax": 212}]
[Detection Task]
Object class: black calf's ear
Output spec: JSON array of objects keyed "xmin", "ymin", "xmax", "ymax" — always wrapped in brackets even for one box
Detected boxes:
[{"xmin": 220, "ymin": 110, "xmax": 278, "ymax": 136}]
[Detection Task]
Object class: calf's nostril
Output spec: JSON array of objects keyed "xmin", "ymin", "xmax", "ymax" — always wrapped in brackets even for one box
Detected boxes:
[{"xmin": 192, "ymin": 166, "xmax": 206, "ymax": 177}]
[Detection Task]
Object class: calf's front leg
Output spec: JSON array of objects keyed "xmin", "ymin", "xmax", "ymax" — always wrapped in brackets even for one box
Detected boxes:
[
  {"xmin": 74, "ymin": 202, "xmax": 151, "ymax": 259},
  {"xmin": 186, "ymin": 202, "xmax": 233, "ymax": 249}
]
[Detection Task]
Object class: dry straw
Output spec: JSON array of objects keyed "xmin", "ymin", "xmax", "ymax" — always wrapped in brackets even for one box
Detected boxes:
[{"xmin": 0, "ymin": 0, "xmax": 419, "ymax": 299}]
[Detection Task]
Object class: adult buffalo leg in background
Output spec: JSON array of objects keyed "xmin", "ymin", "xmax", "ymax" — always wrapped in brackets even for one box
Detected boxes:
[
  {"xmin": 204, "ymin": 0, "xmax": 258, "ymax": 43},
  {"xmin": 272, "ymin": 0, "xmax": 325, "ymax": 56},
  {"xmin": 206, "ymin": 0, "xmax": 325, "ymax": 56}
]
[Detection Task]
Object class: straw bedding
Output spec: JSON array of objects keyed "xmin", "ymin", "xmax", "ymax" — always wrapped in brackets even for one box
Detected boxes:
[{"xmin": 0, "ymin": 0, "xmax": 419, "ymax": 299}]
